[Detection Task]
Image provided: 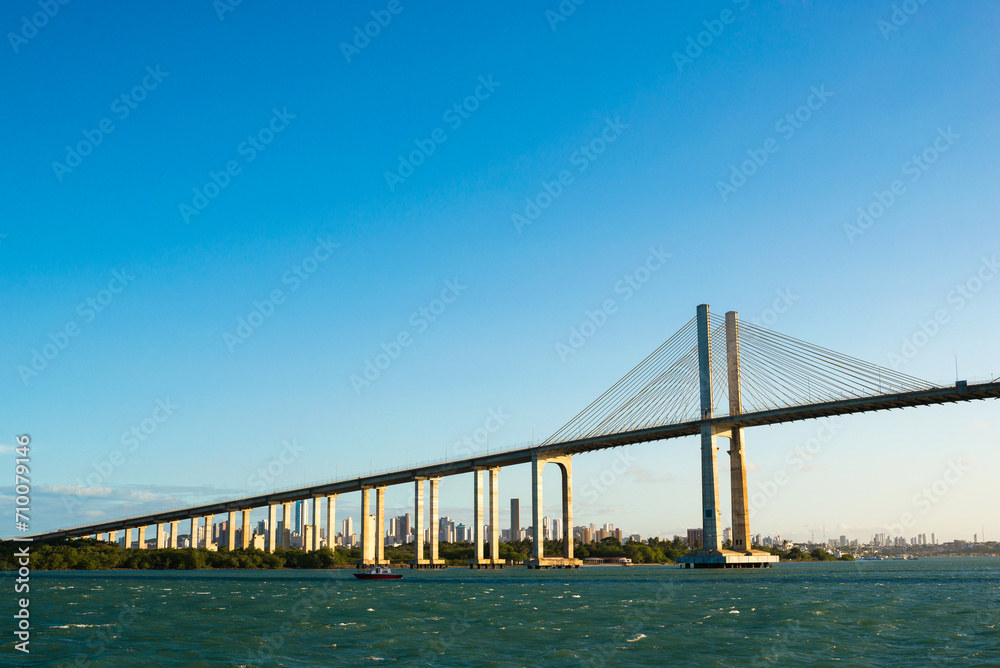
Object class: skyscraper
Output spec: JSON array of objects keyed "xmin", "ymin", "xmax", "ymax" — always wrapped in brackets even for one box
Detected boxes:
[{"xmin": 510, "ymin": 498, "xmax": 520, "ymax": 540}]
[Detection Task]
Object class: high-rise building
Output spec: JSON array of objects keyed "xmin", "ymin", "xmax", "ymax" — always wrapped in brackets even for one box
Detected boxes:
[
  {"xmin": 552, "ymin": 519, "xmax": 561, "ymax": 540},
  {"xmin": 294, "ymin": 501, "xmax": 302, "ymax": 535},
  {"xmin": 542, "ymin": 516, "xmax": 550, "ymax": 539},
  {"xmin": 687, "ymin": 528, "xmax": 703, "ymax": 548},
  {"xmin": 343, "ymin": 517, "xmax": 353, "ymax": 541},
  {"xmin": 510, "ymin": 499, "xmax": 520, "ymax": 540}
]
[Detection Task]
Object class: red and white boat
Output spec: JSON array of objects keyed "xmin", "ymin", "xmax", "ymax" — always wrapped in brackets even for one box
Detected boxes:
[{"xmin": 354, "ymin": 566, "xmax": 402, "ymax": 580}]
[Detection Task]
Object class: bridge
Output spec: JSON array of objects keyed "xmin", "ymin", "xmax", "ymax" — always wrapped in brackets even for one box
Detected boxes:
[{"xmin": 23, "ymin": 304, "xmax": 1000, "ymax": 568}]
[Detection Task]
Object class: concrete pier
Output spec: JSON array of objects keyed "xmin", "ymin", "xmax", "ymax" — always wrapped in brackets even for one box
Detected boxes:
[
  {"xmin": 527, "ymin": 453, "xmax": 581, "ymax": 569},
  {"xmin": 312, "ymin": 495, "xmax": 323, "ymax": 551},
  {"xmin": 203, "ymin": 515, "xmax": 215, "ymax": 550},
  {"xmin": 169, "ymin": 521, "xmax": 178, "ymax": 548},
  {"xmin": 429, "ymin": 477, "xmax": 445, "ymax": 566},
  {"xmin": 411, "ymin": 479, "xmax": 428, "ymax": 567},
  {"xmin": 156, "ymin": 524, "xmax": 165, "ymax": 549},
  {"xmin": 241, "ymin": 510, "xmax": 251, "ymax": 549},
  {"xmin": 471, "ymin": 467, "xmax": 504, "ymax": 568},
  {"xmin": 190, "ymin": 518, "xmax": 199, "ymax": 549},
  {"xmin": 227, "ymin": 510, "xmax": 236, "ymax": 550},
  {"xmin": 281, "ymin": 503, "xmax": 291, "ymax": 550},
  {"xmin": 360, "ymin": 487, "xmax": 374, "ymax": 564},
  {"xmin": 375, "ymin": 486, "xmax": 386, "ymax": 564},
  {"xmin": 137, "ymin": 526, "xmax": 147, "ymax": 550},
  {"xmin": 325, "ymin": 495, "xmax": 337, "ymax": 551},
  {"xmin": 109, "ymin": 530, "xmax": 117, "ymax": 546},
  {"xmin": 267, "ymin": 504, "xmax": 277, "ymax": 553}
]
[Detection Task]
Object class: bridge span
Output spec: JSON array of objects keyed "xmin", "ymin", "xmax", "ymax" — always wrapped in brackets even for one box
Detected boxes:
[{"xmin": 22, "ymin": 305, "xmax": 1000, "ymax": 569}]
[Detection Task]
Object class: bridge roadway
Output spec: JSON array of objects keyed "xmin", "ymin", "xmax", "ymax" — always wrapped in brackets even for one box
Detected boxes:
[{"xmin": 25, "ymin": 379, "xmax": 1000, "ymax": 542}]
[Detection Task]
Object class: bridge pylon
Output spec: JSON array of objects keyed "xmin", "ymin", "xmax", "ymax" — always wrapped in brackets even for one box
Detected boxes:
[{"xmin": 679, "ymin": 305, "xmax": 778, "ymax": 569}]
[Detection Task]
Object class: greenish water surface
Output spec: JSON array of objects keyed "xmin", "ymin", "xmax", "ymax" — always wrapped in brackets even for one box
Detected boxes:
[{"xmin": 3, "ymin": 557, "xmax": 998, "ymax": 666}]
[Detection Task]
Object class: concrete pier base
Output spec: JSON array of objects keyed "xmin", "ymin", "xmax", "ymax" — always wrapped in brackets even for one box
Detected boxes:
[
  {"xmin": 409, "ymin": 559, "xmax": 448, "ymax": 569},
  {"xmin": 676, "ymin": 550, "xmax": 778, "ymax": 569}
]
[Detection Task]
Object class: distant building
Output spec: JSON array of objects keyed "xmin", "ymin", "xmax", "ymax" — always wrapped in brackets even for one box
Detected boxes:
[
  {"xmin": 687, "ymin": 528, "xmax": 703, "ymax": 549},
  {"xmin": 510, "ymin": 499, "xmax": 520, "ymax": 540}
]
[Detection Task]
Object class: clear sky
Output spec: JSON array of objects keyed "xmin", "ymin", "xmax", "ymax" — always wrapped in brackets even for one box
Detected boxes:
[{"xmin": 1, "ymin": 1, "xmax": 998, "ymax": 544}]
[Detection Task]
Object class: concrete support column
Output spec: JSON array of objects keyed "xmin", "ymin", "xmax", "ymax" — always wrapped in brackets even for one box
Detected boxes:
[
  {"xmin": 473, "ymin": 469, "xmax": 485, "ymax": 562},
  {"xmin": 122, "ymin": 528, "xmax": 131, "ymax": 548},
  {"xmin": 559, "ymin": 459, "xmax": 574, "ymax": 560},
  {"xmin": 489, "ymin": 468, "xmax": 500, "ymax": 562},
  {"xmin": 531, "ymin": 454, "xmax": 544, "ymax": 563},
  {"xmin": 156, "ymin": 524, "xmax": 165, "ymax": 549},
  {"xmin": 267, "ymin": 504, "xmax": 277, "ymax": 553},
  {"xmin": 529, "ymin": 452, "xmax": 579, "ymax": 568},
  {"xmin": 429, "ymin": 478, "xmax": 441, "ymax": 563},
  {"xmin": 281, "ymin": 503, "xmax": 291, "ymax": 550},
  {"xmin": 169, "ymin": 521, "xmax": 178, "ymax": 549},
  {"xmin": 725, "ymin": 311, "xmax": 751, "ymax": 552},
  {"xmin": 241, "ymin": 510, "xmax": 251, "ymax": 549},
  {"xmin": 325, "ymin": 495, "xmax": 337, "ymax": 550},
  {"xmin": 203, "ymin": 515, "xmax": 214, "ymax": 550},
  {"xmin": 109, "ymin": 530, "xmax": 118, "ymax": 546},
  {"xmin": 697, "ymin": 304, "xmax": 722, "ymax": 552},
  {"xmin": 312, "ymin": 496, "xmax": 322, "ymax": 551},
  {"xmin": 137, "ymin": 526, "xmax": 147, "ymax": 549},
  {"xmin": 227, "ymin": 510, "xmax": 236, "ymax": 550},
  {"xmin": 414, "ymin": 479, "xmax": 425, "ymax": 562},
  {"xmin": 190, "ymin": 518, "xmax": 199, "ymax": 548},
  {"xmin": 360, "ymin": 488, "xmax": 374, "ymax": 564},
  {"xmin": 375, "ymin": 487, "xmax": 386, "ymax": 564}
]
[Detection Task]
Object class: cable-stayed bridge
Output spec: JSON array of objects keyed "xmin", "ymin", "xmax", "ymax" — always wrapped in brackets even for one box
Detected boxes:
[{"xmin": 23, "ymin": 304, "xmax": 1000, "ymax": 568}]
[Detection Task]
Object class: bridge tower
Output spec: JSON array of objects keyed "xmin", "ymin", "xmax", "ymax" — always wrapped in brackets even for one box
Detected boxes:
[{"xmin": 679, "ymin": 304, "xmax": 778, "ymax": 568}]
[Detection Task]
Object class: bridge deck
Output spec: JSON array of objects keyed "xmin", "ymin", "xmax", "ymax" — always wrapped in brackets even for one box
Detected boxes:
[{"xmin": 21, "ymin": 380, "xmax": 1000, "ymax": 541}]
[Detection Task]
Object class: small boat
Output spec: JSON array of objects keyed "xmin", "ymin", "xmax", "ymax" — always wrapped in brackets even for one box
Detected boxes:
[{"xmin": 354, "ymin": 566, "xmax": 402, "ymax": 580}]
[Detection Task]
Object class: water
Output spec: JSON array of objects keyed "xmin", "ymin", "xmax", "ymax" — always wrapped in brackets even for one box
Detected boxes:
[{"xmin": 3, "ymin": 558, "xmax": 999, "ymax": 666}]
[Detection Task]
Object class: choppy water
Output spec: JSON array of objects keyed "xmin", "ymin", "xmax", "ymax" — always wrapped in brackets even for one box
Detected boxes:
[{"xmin": 3, "ymin": 558, "xmax": 999, "ymax": 666}]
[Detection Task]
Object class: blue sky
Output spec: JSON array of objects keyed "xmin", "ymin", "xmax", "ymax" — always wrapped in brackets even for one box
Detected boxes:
[{"xmin": 1, "ymin": 1, "xmax": 998, "ymax": 543}]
